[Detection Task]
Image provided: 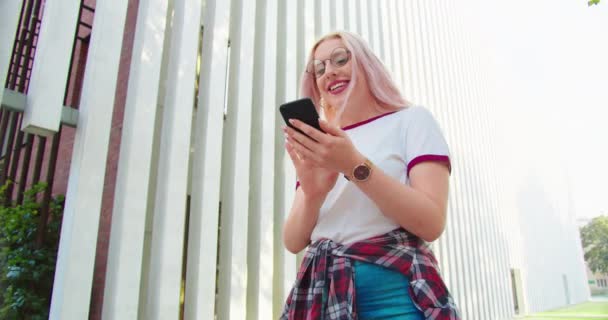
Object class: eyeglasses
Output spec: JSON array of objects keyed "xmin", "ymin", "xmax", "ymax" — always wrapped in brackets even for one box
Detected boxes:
[{"xmin": 306, "ymin": 47, "xmax": 351, "ymax": 78}]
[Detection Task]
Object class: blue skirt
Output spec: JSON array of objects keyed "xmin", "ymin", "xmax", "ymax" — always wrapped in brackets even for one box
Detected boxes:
[{"xmin": 354, "ymin": 260, "xmax": 425, "ymax": 320}]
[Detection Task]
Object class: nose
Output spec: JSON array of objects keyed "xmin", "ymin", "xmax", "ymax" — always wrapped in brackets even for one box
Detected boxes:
[
  {"xmin": 321, "ymin": 62, "xmax": 338, "ymax": 82},
  {"xmin": 324, "ymin": 60, "xmax": 339, "ymax": 75}
]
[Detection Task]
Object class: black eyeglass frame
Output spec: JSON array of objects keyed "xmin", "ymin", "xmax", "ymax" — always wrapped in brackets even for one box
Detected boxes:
[{"xmin": 306, "ymin": 47, "xmax": 352, "ymax": 78}]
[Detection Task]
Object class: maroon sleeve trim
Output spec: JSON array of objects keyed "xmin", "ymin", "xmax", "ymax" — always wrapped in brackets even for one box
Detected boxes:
[{"xmin": 407, "ymin": 154, "xmax": 452, "ymax": 177}]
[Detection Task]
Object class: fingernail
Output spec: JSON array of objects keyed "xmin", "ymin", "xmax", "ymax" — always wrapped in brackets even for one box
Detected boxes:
[{"xmin": 289, "ymin": 119, "xmax": 295, "ymax": 124}]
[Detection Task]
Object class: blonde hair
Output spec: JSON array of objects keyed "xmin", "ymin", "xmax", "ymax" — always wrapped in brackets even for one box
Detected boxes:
[{"xmin": 300, "ymin": 31, "xmax": 410, "ymax": 123}]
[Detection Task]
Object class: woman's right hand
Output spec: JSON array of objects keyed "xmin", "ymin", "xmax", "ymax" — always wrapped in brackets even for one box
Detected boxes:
[{"xmin": 285, "ymin": 135, "xmax": 338, "ymax": 198}]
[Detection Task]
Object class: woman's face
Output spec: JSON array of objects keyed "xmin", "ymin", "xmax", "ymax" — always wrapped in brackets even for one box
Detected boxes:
[{"xmin": 313, "ymin": 38, "xmax": 353, "ymax": 110}]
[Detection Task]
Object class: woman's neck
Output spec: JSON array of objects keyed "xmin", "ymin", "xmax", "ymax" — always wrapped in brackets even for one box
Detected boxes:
[{"xmin": 338, "ymin": 98, "xmax": 382, "ymax": 128}]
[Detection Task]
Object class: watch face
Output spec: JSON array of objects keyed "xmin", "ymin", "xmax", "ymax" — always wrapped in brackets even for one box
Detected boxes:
[{"xmin": 353, "ymin": 164, "xmax": 371, "ymax": 180}]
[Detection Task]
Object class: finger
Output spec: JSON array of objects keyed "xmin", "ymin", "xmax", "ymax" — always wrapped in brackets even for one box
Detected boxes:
[
  {"xmin": 289, "ymin": 119, "xmax": 329, "ymax": 143},
  {"xmin": 319, "ymin": 119, "xmax": 345, "ymax": 137},
  {"xmin": 286, "ymin": 138, "xmax": 310, "ymax": 162},
  {"xmin": 287, "ymin": 136, "xmax": 323, "ymax": 165},
  {"xmin": 284, "ymin": 125, "xmax": 319, "ymax": 153},
  {"xmin": 285, "ymin": 140, "xmax": 304, "ymax": 165}
]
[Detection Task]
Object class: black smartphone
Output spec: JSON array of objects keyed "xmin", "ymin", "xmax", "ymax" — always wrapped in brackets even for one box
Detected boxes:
[{"xmin": 279, "ymin": 98, "xmax": 324, "ymax": 137}]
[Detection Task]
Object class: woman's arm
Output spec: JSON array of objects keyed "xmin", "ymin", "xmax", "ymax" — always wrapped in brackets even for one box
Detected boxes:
[
  {"xmin": 282, "ymin": 189, "xmax": 325, "ymax": 253},
  {"xmin": 346, "ymin": 154, "xmax": 450, "ymax": 242},
  {"xmin": 281, "ymin": 133, "xmax": 339, "ymax": 254}
]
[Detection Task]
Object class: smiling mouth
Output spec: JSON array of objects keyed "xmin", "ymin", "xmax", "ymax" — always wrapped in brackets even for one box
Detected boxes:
[{"xmin": 328, "ymin": 81, "xmax": 349, "ymax": 94}]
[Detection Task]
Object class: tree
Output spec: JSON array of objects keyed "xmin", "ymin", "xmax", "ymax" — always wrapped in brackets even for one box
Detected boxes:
[
  {"xmin": 588, "ymin": 0, "xmax": 601, "ymax": 5},
  {"xmin": 0, "ymin": 183, "xmax": 64, "ymax": 319},
  {"xmin": 580, "ymin": 215, "xmax": 608, "ymax": 274}
]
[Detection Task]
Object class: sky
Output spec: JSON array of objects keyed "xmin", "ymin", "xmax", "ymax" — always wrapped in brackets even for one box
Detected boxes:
[
  {"xmin": 550, "ymin": 2, "xmax": 608, "ymax": 220},
  {"xmin": 474, "ymin": 0, "xmax": 608, "ymax": 220}
]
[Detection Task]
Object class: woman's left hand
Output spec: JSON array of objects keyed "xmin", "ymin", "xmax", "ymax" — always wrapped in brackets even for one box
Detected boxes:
[{"xmin": 284, "ymin": 118, "xmax": 364, "ymax": 175}]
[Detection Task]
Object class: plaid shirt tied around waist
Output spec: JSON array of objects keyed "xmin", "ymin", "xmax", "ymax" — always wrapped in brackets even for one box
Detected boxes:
[{"xmin": 280, "ymin": 228, "xmax": 461, "ymax": 320}]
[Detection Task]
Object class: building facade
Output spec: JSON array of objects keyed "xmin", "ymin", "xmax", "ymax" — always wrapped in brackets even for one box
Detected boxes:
[{"xmin": 0, "ymin": 0, "xmax": 594, "ymax": 319}]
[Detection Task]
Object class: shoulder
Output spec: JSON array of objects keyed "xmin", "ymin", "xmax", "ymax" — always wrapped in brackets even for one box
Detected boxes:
[
  {"xmin": 398, "ymin": 105, "xmax": 442, "ymax": 133},
  {"xmin": 400, "ymin": 105, "xmax": 436, "ymax": 122}
]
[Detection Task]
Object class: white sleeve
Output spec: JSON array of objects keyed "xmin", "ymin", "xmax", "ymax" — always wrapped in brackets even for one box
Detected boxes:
[{"xmin": 404, "ymin": 106, "xmax": 452, "ymax": 177}]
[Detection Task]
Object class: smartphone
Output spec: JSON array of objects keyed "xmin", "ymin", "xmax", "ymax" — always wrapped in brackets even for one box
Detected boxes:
[{"xmin": 279, "ymin": 98, "xmax": 324, "ymax": 137}]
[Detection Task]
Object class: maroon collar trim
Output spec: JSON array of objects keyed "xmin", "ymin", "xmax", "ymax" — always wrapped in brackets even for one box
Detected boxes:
[{"xmin": 341, "ymin": 111, "xmax": 398, "ymax": 131}]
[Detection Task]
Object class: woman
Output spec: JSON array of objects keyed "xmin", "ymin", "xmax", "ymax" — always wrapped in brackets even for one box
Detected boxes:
[{"xmin": 281, "ymin": 31, "xmax": 460, "ymax": 320}]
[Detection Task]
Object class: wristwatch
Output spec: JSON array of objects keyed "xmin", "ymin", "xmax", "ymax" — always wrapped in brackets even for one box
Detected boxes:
[{"xmin": 344, "ymin": 158, "xmax": 373, "ymax": 182}]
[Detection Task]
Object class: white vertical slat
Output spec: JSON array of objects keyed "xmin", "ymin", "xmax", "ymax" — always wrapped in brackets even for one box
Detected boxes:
[
  {"xmin": 282, "ymin": 0, "xmax": 299, "ymax": 299},
  {"xmin": 378, "ymin": 3, "xmax": 392, "ymax": 70},
  {"xmin": 314, "ymin": 0, "xmax": 322, "ymax": 38},
  {"xmin": 343, "ymin": 0, "xmax": 350, "ymax": 30},
  {"xmin": 420, "ymin": 0, "xmax": 445, "ymax": 271},
  {"xmin": 463, "ymin": 9, "xmax": 485, "ymax": 317},
  {"xmin": 424, "ymin": 0, "xmax": 443, "ymax": 290},
  {"xmin": 296, "ymin": 0, "xmax": 307, "ymax": 84},
  {"xmin": 496, "ymin": 53, "xmax": 515, "ymax": 319},
  {"xmin": 335, "ymin": 0, "xmax": 344, "ymax": 30},
  {"xmin": 0, "ymin": 0, "xmax": 21, "ymax": 104},
  {"xmin": 259, "ymin": 4, "xmax": 278, "ymax": 312},
  {"xmin": 354, "ymin": 0, "xmax": 363, "ymax": 36},
  {"xmin": 414, "ymin": 0, "xmax": 431, "ymax": 106},
  {"xmin": 438, "ymin": 1, "xmax": 466, "ymax": 311},
  {"xmin": 401, "ymin": 0, "xmax": 416, "ymax": 98},
  {"xmin": 403, "ymin": 1, "xmax": 419, "ymax": 100},
  {"xmin": 136, "ymin": 3, "xmax": 174, "ymax": 313},
  {"xmin": 318, "ymin": 0, "xmax": 331, "ymax": 36},
  {"xmin": 486, "ymin": 64, "xmax": 512, "ymax": 319},
  {"xmin": 247, "ymin": 0, "xmax": 277, "ymax": 317},
  {"xmin": 478, "ymin": 63, "xmax": 500, "ymax": 318},
  {"xmin": 304, "ymin": 0, "xmax": 315, "ymax": 52},
  {"xmin": 316, "ymin": 0, "xmax": 329, "ymax": 36},
  {"xmin": 101, "ymin": 0, "xmax": 169, "ymax": 318},
  {"xmin": 451, "ymin": 5, "xmax": 475, "ymax": 316},
  {"xmin": 47, "ymin": 1, "xmax": 129, "ymax": 319},
  {"xmin": 449, "ymin": 3, "xmax": 472, "ymax": 314},
  {"xmin": 368, "ymin": 0, "xmax": 381, "ymax": 57},
  {"xmin": 436, "ymin": 0, "xmax": 460, "ymax": 300},
  {"xmin": 20, "ymin": 0, "xmax": 79, "ymax": 136},
  {"xmin": 359, "ymin": 0, "xmax": 370, "ymax": 43},
  {"xmin": 387, "ymin": 0, "xmax": 403, "ymax": 91},
  {"xmin": 479, "ymin": 53, "xmax": 498, "ymax": 320},
  {"xmin": 465, "ymin": 21, "xmax": 491, "ymax": 320},
  {"xmin": 347, "ymin": 0, "xmax": 359, "ymax": 34},
  {"xmin": 482, "ymin": 75, "xmax": 502, "ymax": 319},
  {"xmin": 216, "ymin": 0, "xmax": 256, "ymax": 317},
  {"xmin": 448, "ymin": 6, "xmax": 479, "ymax": 318},
  {"xmin": 143, "ymin": 0, "xmax": 202, "ymax": 317},
  {"xmin": 448, "ymin": 36, "xmax": 471, "ymax": 320},
  {"xmin": 272, "ymin": 0, "xmax": 288, "ymax": 315},
  {"xmin": 183, "ymin": 0, "xmax": 232, "ymax": 317},
  {"xmin": 329, "ymin": 0, "xmax": 337, "ymax": 31},
  {"xmin": 394, "ymin": 0, "xmax": 410, "ymax": 97},
  {"xmin": 184, "ymin": 0, "xmax": 230, "ymax": 319},
  {"xmin": 466, "ymin": 28, "xmax": 487, "ymax": 315}
]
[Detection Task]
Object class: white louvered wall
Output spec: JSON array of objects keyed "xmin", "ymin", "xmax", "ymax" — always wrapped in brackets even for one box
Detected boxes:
[{"xmin": 2, "ymin": 0, "xmax": 599, "ymax": 319}]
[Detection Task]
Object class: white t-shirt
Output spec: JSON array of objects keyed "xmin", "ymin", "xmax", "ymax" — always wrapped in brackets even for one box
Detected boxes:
[{"xmin": 306, "ymin": 105, "xmax": 451, "ymax": 244}]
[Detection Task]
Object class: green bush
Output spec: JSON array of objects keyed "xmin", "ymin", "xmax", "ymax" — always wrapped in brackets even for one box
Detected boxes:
[{"xmin": 0, "ymin": 182, "xmax": 64, "ymax": 320}]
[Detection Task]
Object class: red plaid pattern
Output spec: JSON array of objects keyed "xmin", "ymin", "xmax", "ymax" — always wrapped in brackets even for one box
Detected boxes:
[{"xmin": 280, "ymin": 228, "xmax": 461, "ymax": 320}]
